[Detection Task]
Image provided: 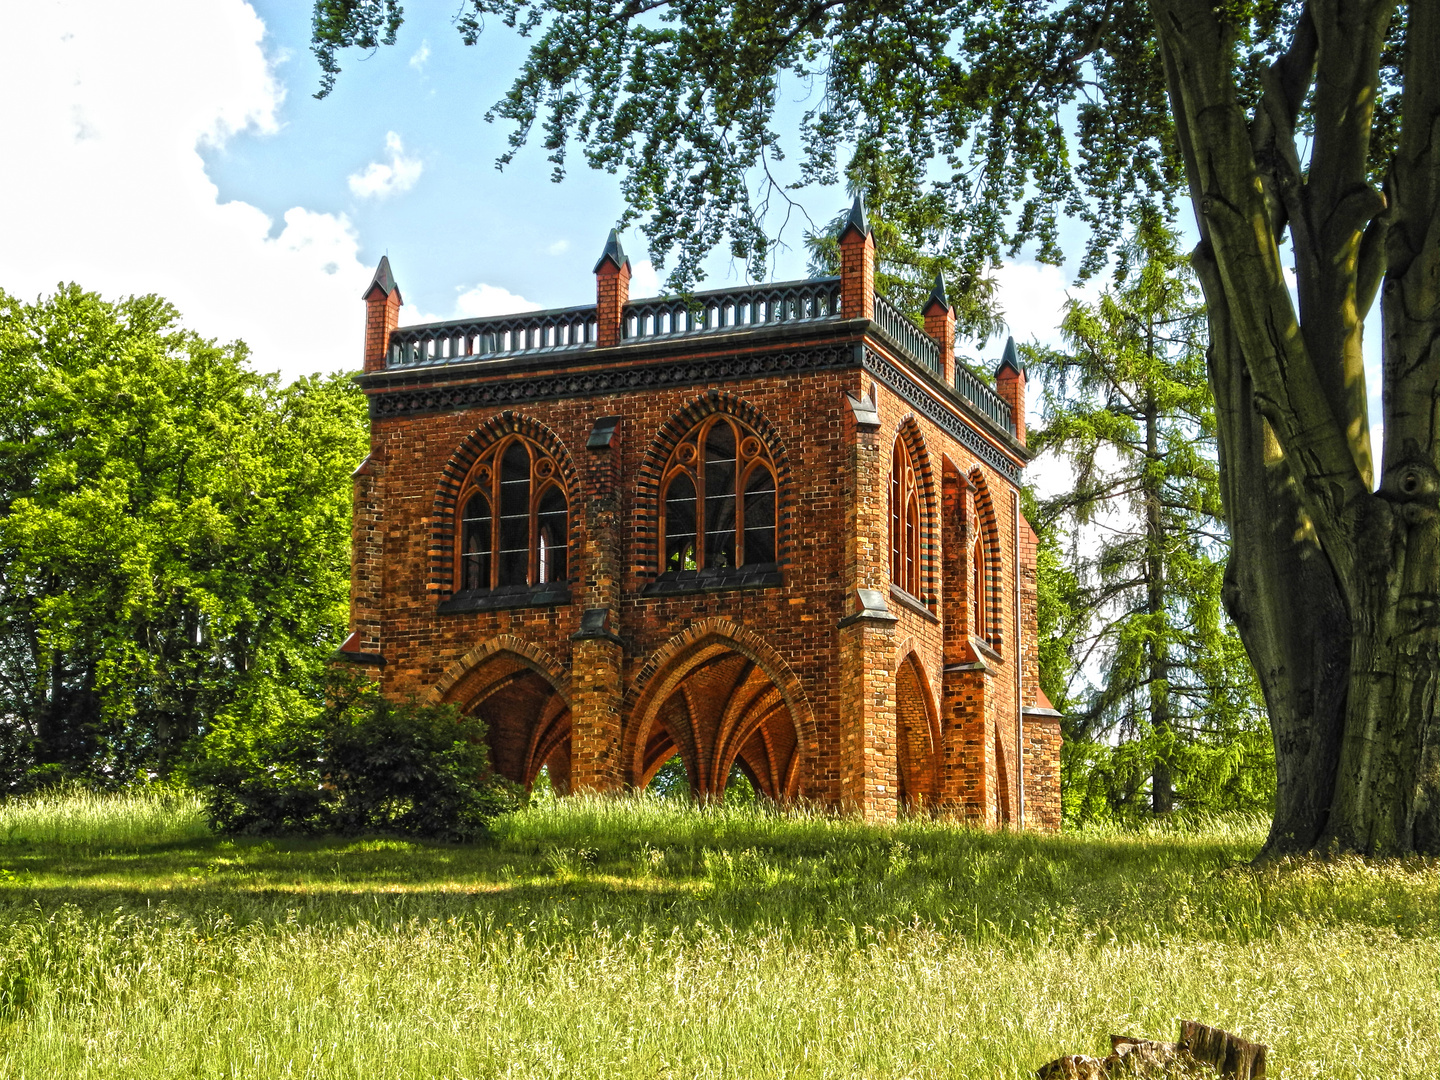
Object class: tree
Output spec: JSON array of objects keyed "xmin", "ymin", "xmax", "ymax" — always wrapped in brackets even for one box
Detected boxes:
[
  {"xmin": 1031, "ymin": 215, "xmax": 1273, "ymax": 822},
  {"xmin": 0, "ymin": 284, "xmax": 367, "ymax": 789},
  {"xmin": 311, "ymin": 0, "xmax": 1439, "ymax": 854}
]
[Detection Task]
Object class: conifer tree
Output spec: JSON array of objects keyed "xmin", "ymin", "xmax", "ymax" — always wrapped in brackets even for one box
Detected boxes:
[{"xmin": 1030, "ymin": 216, "xmax": 1272, "ymax": 820}]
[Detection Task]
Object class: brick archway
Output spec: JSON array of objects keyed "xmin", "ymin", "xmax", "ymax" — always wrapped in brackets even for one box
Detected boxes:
[
  {"xmin": 894, "ymin": 415, "xmax": 940, "ymax": 603},
  {"xmin": 625, "ymin": 618, "xmax": 817, "ymax": 800},
  {"xmin": 894, "ymin": 648, "xmax": 942, "ymax": 811},
  {"xmin": 968, "ymin": 467, "xmax": 1004, "ymax": 654},
  {"xmin": 429, "ymin": 635, "xmax": 574, "ymax": 792},
  {"xmin": 429, "ymin": 412, "xmax": 583, "ymax": 597},
  {"xmin": 633, "ymin": 391, "xmax": 797, "ymax": 582}
]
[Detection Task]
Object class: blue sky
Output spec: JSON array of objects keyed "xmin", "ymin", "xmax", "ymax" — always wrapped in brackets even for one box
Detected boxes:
[
  {"xmin": 0, "ymin": 0, "xmax": 1383, "ymax": 461},
  {"xmin": 0, "ymin": 0, "xmax": 1085, "ymax": 387}
]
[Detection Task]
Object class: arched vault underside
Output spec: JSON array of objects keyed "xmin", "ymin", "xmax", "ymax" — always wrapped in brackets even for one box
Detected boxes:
[
  {"xmin": 439, "ymin": 650, "xmax": 572, "ymax": 794},
  {"xmin": 632, "ymin": 645, "xmax": 803, "ymax": 801},
  {"xmin": 895, "ymin": 652, "xmax": 941, "ymax": 811}
]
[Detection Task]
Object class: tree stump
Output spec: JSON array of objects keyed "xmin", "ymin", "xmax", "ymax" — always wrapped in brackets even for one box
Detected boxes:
[{"xmin": 1036, "ymin": 1021, "xmax": 1266, "ymax": 1079}]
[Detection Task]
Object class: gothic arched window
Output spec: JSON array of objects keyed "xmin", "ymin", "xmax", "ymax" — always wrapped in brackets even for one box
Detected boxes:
[
  {"xmin": 660, "ymin": 416, "xmax": 777, "ymax": 574},
  {"xmin": 456, "ymin": 436, "xmax": 568, "ymax": 592},
  {"xmin": 972, "ymin": 536, "xmax": 985, "ymax": 637},
  {"xmin": 890, "ymin": 437, "xmax": 922, "ymax": 596}
]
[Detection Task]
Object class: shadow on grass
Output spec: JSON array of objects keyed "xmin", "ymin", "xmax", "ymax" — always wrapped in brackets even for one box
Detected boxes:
[{"xmin": 2, "ymin": 808, "xmax": 1435, "ymax": 945}]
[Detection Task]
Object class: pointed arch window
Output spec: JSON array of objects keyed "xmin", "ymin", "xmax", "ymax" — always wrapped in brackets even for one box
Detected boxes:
[
  {"xmin": 890, "ymin": 436, "xmax": 922, "ymax": 596},
  {"xmin": 456, "ymin": 436, "xmax": 568, "ymax": 593},
  {"xmin": 660, "ymin": 416, "xmax": 778, "ymax": 575},
  {"xmin": 972, "ymin": 536, "xmax": 985, "ymax": 637}
]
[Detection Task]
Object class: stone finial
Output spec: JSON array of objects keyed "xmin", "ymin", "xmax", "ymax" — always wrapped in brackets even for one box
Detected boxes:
[
  {"xmin": 923, "ymin": 272, "xmax": 949, "ymax": 314},
  {"xmin": 923, "ymin": 272, "xmax": 956, "ymax": 384},
  {"xmin": 594, "ymin": 229, "xmax": 632, "ymax": 348},
  {"xmin": 837, "ymin": 194, "xmax": 875, "ymax": 321},
  {"xmin": 593, "ymin": 228, "xmax": 631, "ymax": 274},
  {"xmin": 838, "ymin": 193, "xmax": 870, "ymax": 243},
  {"xmin": 362, "ymin": 256, "xmax": 403, "ymax": 373},
  {"xmin": 995, "ymin": 335, "xmax": 1028, "ymax": 445}
]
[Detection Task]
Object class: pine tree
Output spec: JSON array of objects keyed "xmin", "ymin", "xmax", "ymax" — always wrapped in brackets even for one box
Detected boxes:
[{"xmin": 1031, "ymin": 216, "xmax": 1272, "ymax": 820}]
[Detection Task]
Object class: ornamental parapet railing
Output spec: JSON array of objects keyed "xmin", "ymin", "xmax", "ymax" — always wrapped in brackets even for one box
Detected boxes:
[
  {"xmin": 387, "ymin": 305, "xmax": 599, "ymax": 368},
  {"xmin": 622, "ymin": 277, "xmax": 843, "ymax": 341},
  {"xmin": 955, "ymin": 364, "xmax": 1014, "ymax": 435},
  {"xmin": 872, "ymin": 293, "xmax": 942, "ymax": 378}
]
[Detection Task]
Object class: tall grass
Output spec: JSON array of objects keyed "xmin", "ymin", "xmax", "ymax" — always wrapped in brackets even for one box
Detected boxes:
[
  {"xmin": 0, "ymin": 784, "xmax": 207, "ymax": 849},
  {"xmin": 0, "ymin": 791, "xmax": 1434, "ymax": 1078}
]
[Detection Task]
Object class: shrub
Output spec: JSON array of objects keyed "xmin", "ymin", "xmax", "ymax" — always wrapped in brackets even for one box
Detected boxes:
[{"xmin": 193, "ymin": 672, "xmax": 521, "ymax": 841}]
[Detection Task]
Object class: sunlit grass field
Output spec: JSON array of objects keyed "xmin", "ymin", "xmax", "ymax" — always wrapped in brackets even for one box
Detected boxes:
[{"xmin": 0, "ymin": 789, "xmax": 1435, "ymax": 1078}]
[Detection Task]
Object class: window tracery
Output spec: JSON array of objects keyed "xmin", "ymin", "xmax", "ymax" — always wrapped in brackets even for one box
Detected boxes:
[
  {"xmin": 660, "ymin": 416, "xmax": 778, "ymax": 574},
  {"xmin": 456, "ymin": 436, "xmax": 569, "ymax": 592},
  {"xmin": 890, "ymin": 436, "xmax": 923, "ymax": 596}
]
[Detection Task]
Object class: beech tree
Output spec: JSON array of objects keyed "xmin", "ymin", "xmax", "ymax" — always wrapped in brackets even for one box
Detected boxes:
[{"xmin": 311, "ymin": 1, "xmax": 1438, "ymax": 855}]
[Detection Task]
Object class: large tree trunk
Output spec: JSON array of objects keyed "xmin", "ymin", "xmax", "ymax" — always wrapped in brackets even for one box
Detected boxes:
[
  {"xmin": 1154, "ymin": 0, "xmax": 1440, "ymax": 854},
  {"xmin": 1198, "ymin": 245, "xmax": 1351, "ymax": 855}
]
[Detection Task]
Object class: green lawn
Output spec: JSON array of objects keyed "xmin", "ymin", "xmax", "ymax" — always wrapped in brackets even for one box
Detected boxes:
[{"xmin": 0, "ymin": 790, "xmax": 1435, "ymax": 1078}]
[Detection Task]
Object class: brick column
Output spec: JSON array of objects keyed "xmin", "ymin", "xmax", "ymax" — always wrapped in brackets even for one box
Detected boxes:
[
  {"xmin": 923, "ymin": 274, "xmax": 956, "ymax": 386},
  {"xmin": 838, "ymin": 195, "xmax": 875, "ymax": 322},
  {"xmin": 362, "ymin": 256, "xmax": 402, "ymax": 373},
  {"xmin": 570, "ymin": 415, "xmax": 626, "ymax": 791},
  {"xmin": 343, "ymin": 450, "xmax": 385, "ymax": 661},
  {"xmin": 838, "ymin": 385, "xmax": 897, "ymax": 819},
  {"xmin": 995, "ymin": 336, "xmax": 1028, "ymax": 445},
  {"xmin": 594, "ymin": 229, "xmax": 631, "ymax": 349}
]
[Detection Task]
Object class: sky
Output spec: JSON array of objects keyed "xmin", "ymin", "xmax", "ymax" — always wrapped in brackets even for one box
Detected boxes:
[{"xmin": 0, "ymin": 0, "xmax": 1086, "ymax": 391}]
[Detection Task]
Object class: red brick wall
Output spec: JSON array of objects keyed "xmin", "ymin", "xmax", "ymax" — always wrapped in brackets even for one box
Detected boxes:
[{"xmin": 350, "ymin": 316, "xmax": 1058, "ymax": 829}]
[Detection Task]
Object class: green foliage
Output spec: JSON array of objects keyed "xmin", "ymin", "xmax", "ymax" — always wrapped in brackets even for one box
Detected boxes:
[
  {"xmin": 1028, "ymin": 216, "xmax": 1272, "ymax": 822},
  {"xmin": 0, "ymin": 285, "xmax": 367, "ymax": 790},
  {"xmin": 193, "ymin": 671, "xmax": 522, "ymax": 841}
]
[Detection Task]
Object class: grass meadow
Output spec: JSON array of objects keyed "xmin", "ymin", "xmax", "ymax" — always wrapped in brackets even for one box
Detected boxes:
[{"xmin": 0, "ymin": 789, "xmax": 1435, "ymax": 1079}]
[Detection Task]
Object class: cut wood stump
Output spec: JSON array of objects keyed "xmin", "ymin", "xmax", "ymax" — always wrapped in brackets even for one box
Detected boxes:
[{"xmin": 1036, "ymin": 1021, "xmax": 1266, "ymax": 1080}]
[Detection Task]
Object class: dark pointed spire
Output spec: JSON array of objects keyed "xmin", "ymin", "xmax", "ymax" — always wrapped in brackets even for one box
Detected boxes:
[
  {"xmin": 923, "ymin": 272, "xmax": 950, "ymax": 314},
  {"xmin": 996, "ymin": 335, "xmax": 1025, "ymax": 379},
  {"xmin": 593, "ymin": 228, "xmax": 631, "ymax": 273},
  {"xmin": 838, "ymin": 193, "xmax": 870, "ymax": 242},
  {"xmin": 362, "ymin": 255, "xmax": 398, "ymax": 300}
]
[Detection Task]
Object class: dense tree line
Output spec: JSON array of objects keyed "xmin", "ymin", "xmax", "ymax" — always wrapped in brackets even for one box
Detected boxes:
[{"xmin": 0, "ymin": 285, "xmax": 367, "ymax": 791}]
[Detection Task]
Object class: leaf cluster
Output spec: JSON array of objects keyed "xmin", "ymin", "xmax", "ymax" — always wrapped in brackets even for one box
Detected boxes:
[
  {"xmin": 192, "ymin": 669, "xmax": 523, "ymax": 841},
  {"xmin": 0, "ymin": 285, "xmax": 368, "ymax": 789}
]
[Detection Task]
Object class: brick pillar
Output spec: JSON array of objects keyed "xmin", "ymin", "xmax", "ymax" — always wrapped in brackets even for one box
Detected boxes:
[
  {"xmin": 838, "ymin": 383, "xmax": 897, "ymax": 818},
  {"xmin": 344, "ymin": 450, "xmax": 384, "ymax": 660},
  {"xmin": 594, "ymin": 229, "xmax": 631, "ymax": 349},
  {"xmin": 838, "ymin": 195, "xmax": 875, "ymax": 322},
  {"xmin": 1022, "ymin": 710, "xmax": 1062, "ymax": 831},
  {"xmin": 923, "ymin": 274, "xmax": 956, "ymax": 386},
  {"xmin": 362, "ymin": 256, "xmax": 402, "ymax": 373},
  {"xmin": 995, "ymin": 336, "xmax": 1027, "ymax": 445},
  {"xmin": 570, "ymin": 415, "xmax": 626, "ymax": 791}
]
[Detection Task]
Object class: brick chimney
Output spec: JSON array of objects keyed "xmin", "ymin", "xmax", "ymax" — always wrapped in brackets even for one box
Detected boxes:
[
  {"xmin": 362, "ymin": 256, "xmax": 402, "ymax": 374},
  {"xmin": 923, "ymin": 273, "xmax": 956, "ymax": 386},
  {"xmin": 995, "ymin": 336, "xmax": 1027, "ymax": 445},
  {"xmin": 594, "ymin": 229, "xmax": 631, "ymax": 348},
  {"xmin": 837, "ymin": 194, "xmax": 874, "ymax": 322}
]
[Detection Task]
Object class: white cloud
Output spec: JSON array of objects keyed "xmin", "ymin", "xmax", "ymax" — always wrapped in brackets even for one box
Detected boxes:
[
  {"xmin": 0, "ymin": 0, "xmax": 372, "ymax": 382},
  {"xmin": 399, "ymin": 282, "xmax": 542, "ymax": 327},
  {"xmin": 347, "ymin": 131, "xmax": 423, "ymax": 200},
  {"xmin": 989, "ymin": 260, "xmax": 1097, "ymax": 352},
  {"xmin": 629, "ymin": 259, "xmax": 661, "ymax": 299},
  {"xmin": 546, "ymin": 239, "xmax": 570, "ymax": 256},
  {"xmin": 409, "ymin": 41, "xmax": 430, "ymax": 70}
]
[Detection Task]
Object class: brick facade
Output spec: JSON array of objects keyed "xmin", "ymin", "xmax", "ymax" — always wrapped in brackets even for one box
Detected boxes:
[{"xmin": 341, "ymin": 206, "xmax": 1060, "ymax": 829}]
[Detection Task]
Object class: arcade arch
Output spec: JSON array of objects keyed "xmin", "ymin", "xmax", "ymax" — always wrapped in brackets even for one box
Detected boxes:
[
  {"xmin": 627, "ymin": 620, "xmax": 815, "ymax": 801},
  {"xmin": 431, "ymin": 637, "xmax": 573, "ymax": 793}
]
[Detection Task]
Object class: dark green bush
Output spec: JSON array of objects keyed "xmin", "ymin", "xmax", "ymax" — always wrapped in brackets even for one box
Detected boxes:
[{"xmin": 195, "ymin": 673, "xmax": 521, "ymax": 841}]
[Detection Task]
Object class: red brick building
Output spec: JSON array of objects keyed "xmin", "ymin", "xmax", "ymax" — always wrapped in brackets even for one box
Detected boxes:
[{"xmin": 340, "ymin": 200, "xmax": 1061, "ymax": 828}]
